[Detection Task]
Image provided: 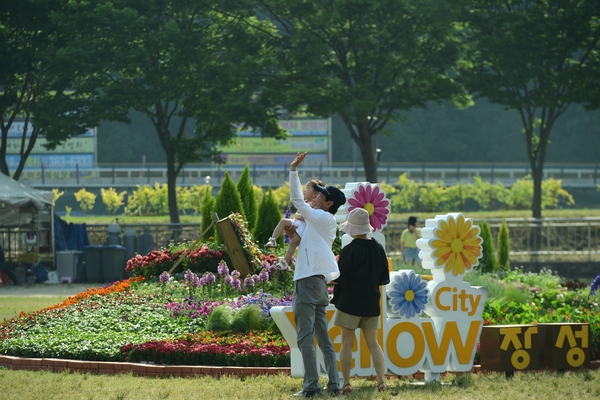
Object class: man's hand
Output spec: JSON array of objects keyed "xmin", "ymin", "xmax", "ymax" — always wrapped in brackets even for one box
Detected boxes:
[{"xmin": 290, "ymin": 152, "xmax": 307, "ymax": 171}]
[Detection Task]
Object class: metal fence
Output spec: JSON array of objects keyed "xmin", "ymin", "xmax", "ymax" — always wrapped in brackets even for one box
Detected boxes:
[
  {"xmin": 17, "ymin": 162, "xmax": 600, "ymax": 189},
  {"xmin": 86, "ymin": 218, "xmax": 600, "ymax": 263}
]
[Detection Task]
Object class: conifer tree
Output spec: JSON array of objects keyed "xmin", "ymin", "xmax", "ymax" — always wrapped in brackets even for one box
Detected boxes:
[
  {"xmin": 214, "ymin": 172, "xmax": 245, "ymax": 244},
  {"xmin": 253, "ymin": 188, "xmax": 282, "ymax": 246},
  {"xmin": 478, "ymin": 221, "xmax": 497, "ymax": 273},
  {"xmin": 497, "ymin": 218, "xmax": 511, "ymax": 272},
  {"xmin": 200, "ymin": 187, "xmax": 215, "ymax": 242},
  {"xmin": 237, "ymin": 165, "xmax": 258, "ymax": 232}
]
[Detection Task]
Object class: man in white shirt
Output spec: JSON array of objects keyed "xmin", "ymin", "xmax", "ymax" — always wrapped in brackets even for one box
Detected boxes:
[{"xmin": 286, "ymin": 152, "xmax": 346, "ymax": 398}]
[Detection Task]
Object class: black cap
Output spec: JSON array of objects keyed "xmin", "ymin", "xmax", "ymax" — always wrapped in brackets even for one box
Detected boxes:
[{"xmin": 315, "ymin": 185, "xmax": 346, "ymax": 214}]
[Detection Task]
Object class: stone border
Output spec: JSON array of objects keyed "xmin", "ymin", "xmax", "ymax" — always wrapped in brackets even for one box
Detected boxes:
[{"xmin": 1, "ymin": 355, "xmax": 597, "ymax": 378}]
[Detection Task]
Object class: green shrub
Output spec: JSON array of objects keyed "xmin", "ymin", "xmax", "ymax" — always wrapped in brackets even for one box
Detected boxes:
[
  {"xmin": 237, "ymin": 165, "xmax": 258, "ymax": 232},
  {"xmin": 497, "ymin": 218, "xmax": 510, "ymax": 271},
  {"xmin": 391, "ymin": 173, "xmax": 420, "ymax": 211},
  {"xmin": 478, "ymin": 221, "xmax": 497, "ymax": 273},
  {"xmin": 74, "ymin": 188, "xmax": 96, "ymax": 213},
  {"xmin": 100, "ymin": 187, "xmax": 127, "ymax": 214},
  {"xmin": 125, "ymin": 183, "xmax": 168, "ymax": 215},
  {"xmin": 271, "ymin": 181, "xmax": 290, "ymax": 211},
  {"xmin": 253, "ymin": 188, "xmax": 282, "ymax": 246},
  {"xmin": 470, "ymin": 177, "xmax": 507, "ymax": 211},
  {"xmin": 541, "ymin": 177, "xmax": 575, "ymax": 209},
  {"xmin": 418, "ymin": 181, "xmax": 446, "ymax": 212},
  {"xmin": 214, "ymin": 172, "xmax": 244, "ymax": 245},
  {"xmin": 443, "ymin": 183, "xmax": 470, "ymax": 212},
  {"xmin": 52, "ymin": 188, "xmax": 64, "ymax": 206},
  {"xmin": 463, "ymin": 273, "xmax": 530, "ymax": 304},
  {"xmin": 200, "ymin": 187, "xmax": 216, "ymax": 242},
  {"xmin": 230, "ymin": 305, "xmax": 265, "ymax": 333},
  {"xmin": 206, "ymin": 305, "xmax": 234, "ymax": 331}
]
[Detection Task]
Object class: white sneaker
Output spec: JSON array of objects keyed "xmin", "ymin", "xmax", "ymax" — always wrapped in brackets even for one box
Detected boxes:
[{"xmin": 265, "ymin": 237, "xmax": 278, "ymax": 248}]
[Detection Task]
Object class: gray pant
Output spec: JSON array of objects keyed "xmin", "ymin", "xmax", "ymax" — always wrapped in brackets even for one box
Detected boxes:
[{"xmin": 293, "ymin": 276, "xmax": 339, "ymax": 392}]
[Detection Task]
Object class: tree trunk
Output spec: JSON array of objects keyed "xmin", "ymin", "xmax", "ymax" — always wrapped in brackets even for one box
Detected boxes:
[
  {"xmin": 166, "ymin": 153, "xmax": 181, "ymax": 224},
  {"xmin": 531, "ymin": 165, "xmax": 543, "ymax": 219},
  {"xmin": 361, "ymin": 137, "xmax": 378, "ymax": 183},
  {"xmin": 340, "ymin": 117, "xmax": 381, "ymax": 183}
]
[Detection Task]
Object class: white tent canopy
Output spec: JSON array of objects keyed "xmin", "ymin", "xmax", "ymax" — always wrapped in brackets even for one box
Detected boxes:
[{"xmin": 0, "ymin": 173, "xmax": 53, "ymax": 227}]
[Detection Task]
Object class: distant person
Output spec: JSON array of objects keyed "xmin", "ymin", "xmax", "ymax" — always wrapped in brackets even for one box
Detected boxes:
[
  {"xmin": 400, "ymin": 216, "xmax": 421, "ymax": 266},
  {"xmin": 0, "ymin": 244, "xmax": 20, "ymax": 285},
  {"xmin": 264, "ymin": 179, "xmax": 325, "ymax": 269},
  {"xmin": 332, "ymin": 208, "xmax": 390, "ymax": 394}
]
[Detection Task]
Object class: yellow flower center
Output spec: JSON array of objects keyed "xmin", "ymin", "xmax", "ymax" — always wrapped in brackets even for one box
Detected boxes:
[
  {"xmin": 363, "ymin": 203, "xmax": 375, "ymax": 215},
  {"xmin": 404, "ymin": 289, "xmax": 415, "ymax": 302},
  {"xmin": 451, "ymin": 238, "xmax": 464, "ymax": 253}
]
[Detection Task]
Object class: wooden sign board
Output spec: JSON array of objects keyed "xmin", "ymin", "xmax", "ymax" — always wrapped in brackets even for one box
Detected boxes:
[
  {"xmin": 539, "ymin": 323, "xmax": 590, "ymax": 370},
  {"xmin": 214, "ymin": 213, "xmax": 251, "ymax": 278},
  {"xmin": 480, "ymin": 324, "xmax": 540, "ymax": 372},
  {"xmin": 480, "ymin": 323, "xmax": 591, "ymax": 372}
]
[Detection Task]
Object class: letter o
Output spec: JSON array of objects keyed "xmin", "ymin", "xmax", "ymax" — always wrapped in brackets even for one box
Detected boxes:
[
  {"xmin": 566, "ymin": 348, "xmax": 585, "ymax": 368},
  {"xmin": 386, "ymin": 322, "xmax": 424, "ymax": 368},
  {"xmin": 511, "ymin": 349, "xmax": 530, "ymax": 370}
]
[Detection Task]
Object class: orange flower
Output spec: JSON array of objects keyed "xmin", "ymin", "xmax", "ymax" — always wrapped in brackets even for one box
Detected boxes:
[{"xmin": 431, "ymin": 214, "xmax": 482, "ymax": 276}]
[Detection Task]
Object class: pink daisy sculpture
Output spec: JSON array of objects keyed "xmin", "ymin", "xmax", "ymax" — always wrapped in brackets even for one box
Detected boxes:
[{"xmin": 347, "ymin": 183, "xmax": 390, "ymax": 232}]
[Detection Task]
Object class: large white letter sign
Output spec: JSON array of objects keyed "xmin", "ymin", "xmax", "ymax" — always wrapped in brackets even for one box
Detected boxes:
[{"xmin": 271, "ymin": 187, "xmax": 488, "ymax": 381}]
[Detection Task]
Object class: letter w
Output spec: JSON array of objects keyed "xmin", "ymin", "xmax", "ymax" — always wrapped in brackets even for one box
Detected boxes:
[{"xmin": 423, "ymin": 320, "xmax": 481, "ymax": 366}]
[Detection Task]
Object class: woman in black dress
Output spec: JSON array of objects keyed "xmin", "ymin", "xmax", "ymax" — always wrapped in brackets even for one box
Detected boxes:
[{"xmin": 332, "ymin": 208, "xmax": 390, "ymax": 394}]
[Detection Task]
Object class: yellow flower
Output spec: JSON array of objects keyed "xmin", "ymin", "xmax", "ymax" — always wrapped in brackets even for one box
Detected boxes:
[{"xmin": 431, "ymin": 215, "xmax": 482, "ymax": 276}]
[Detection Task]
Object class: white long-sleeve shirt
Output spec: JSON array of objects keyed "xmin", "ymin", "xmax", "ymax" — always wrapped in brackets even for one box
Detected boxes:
[{"xmin": 289, "ymin": 170, "xmax": 340, "ymax": 282}]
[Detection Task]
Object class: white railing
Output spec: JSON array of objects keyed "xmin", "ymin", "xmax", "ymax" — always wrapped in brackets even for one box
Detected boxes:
[{"xmin": 18, "ymin": 162, "xmax": 600, "ymax": 188}]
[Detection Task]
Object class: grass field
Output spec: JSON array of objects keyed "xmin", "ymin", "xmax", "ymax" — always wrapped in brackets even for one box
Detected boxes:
[{"xmin": 0, "ymin": 361, "xmax": 598, "ymax": 399}]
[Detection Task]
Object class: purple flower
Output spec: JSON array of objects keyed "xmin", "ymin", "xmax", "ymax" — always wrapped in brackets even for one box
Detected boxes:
[
  {"xmin": 199, "ymin": 276, "xmax": 207, "ymax": 286},
  {"xmin": 204, "ymin": 272, "xmax": 216, "ymax": 284},
  {"xmin": 159, "ymin": 271, "xmax": 170, "ymax": 284},
  {"xmin": 224, "ymin": 275, "xmax": 233, "ymax": 286},
  {"xmin": 259, "ymin": 270, "xmax": 269, "ymax": 283},
  {"xmin": 192, "ymin": 275, "xmax": 201, "ymax": 287},
  {"xmin": 266, "ymin": 263, "xmax": 279, "ymax": 275},
  {"xmin": 231, "ymin": 270, "xmax": 241, "ymax": 279},
  {"xmin": 184, "ymin": 269, "xmax": 195, "ymax": 282},
  {"xmin": 284, "ymin": 206, "xmax": 292, "ymax": 244},
  {"xmin": 217, "ymin": 261, "xmax": 229, "ymax": 276},
  {"xmin": 231, "ymin": 290, "xmax": 293, "ymax": 320},
  {"xmin": 231, "ymin": 278, "xmax": 241, "ymax": 291},
  {"xmin": 244, "ymin": 276, "xmax": 255, "ymax": 287},
  {"xmin": 591, "ymin": 274, "xmax": 600, "ymax": 296}
]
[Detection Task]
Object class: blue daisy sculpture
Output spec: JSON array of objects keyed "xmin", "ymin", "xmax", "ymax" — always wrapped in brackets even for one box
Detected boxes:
[{"xmin": 387, "ymin": 271, "xmax": 429, "ymax": 319}]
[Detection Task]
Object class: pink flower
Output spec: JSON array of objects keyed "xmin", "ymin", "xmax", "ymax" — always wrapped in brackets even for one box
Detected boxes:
[{"xmin": 347, "ymin": 184, "xmax": 390, "ymax": 231}]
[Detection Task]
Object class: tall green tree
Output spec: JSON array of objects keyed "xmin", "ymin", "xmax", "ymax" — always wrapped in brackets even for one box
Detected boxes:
[
  {"xmin": 237, "ymin": 165, "xmax": 258, "ymax": 232},
  {"xmin": 254, "ymin": 188, "xmax": 282, "ymax": 246},
  {"xmin": 478, "ymin": 221, "xmax": 497, "ymax": 273},
  {"xmin": 460, "ymin": 0, "xmax": 600, "ymax": 218},
  {"xmin": 258, "ymin": 0, "xmax": 469, "ymax": 183},
  {"xmin": 200, "ymin": 187, "xmax": 216, "ymax": 242},
  {"xmin": 0, "ymin": 0, "xmax": 125, "ymax": 179},
  {"xmin": 497, "ymin": 218, "xmax": 511, "ymax": 272},
  {"xmin": 69, "ymin": 0, "xmax": 285, "ymax": 223},
  {"xmin": 214, "ymin": 172, "xmax": 244, "ymax": 244}
]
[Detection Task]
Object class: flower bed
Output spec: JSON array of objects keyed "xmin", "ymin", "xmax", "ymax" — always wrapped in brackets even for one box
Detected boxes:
[
  {"xmin": 122, "ymin": 330, "xmax": 289, "ymax": 367},
  {"xmin": 1, "ymin": 214, "xmax": 599, "ymax": 368}
]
